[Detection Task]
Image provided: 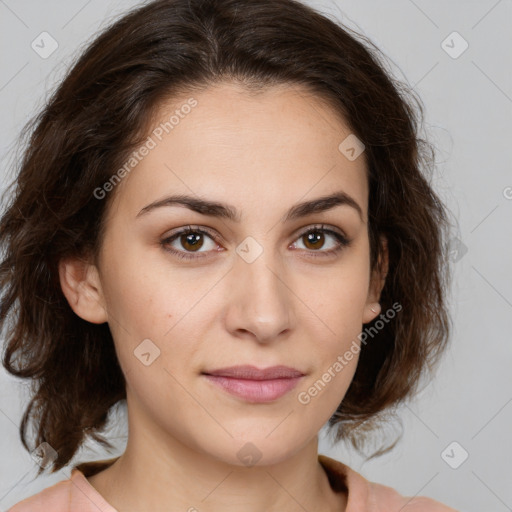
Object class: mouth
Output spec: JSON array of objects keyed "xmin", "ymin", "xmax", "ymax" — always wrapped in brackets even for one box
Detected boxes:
[{"xmin": 201, "ymin": 365, "xmax": 305, "ymax": 403}]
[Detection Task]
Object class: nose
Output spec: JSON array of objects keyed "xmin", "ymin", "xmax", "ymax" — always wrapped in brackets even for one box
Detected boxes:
[{"xmin": 223, "ymin": 249, "xmax": 294, "ymax": 344}]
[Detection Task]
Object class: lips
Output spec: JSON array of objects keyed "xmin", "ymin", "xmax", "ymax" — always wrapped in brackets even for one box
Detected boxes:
[
  {"xmin": 203, "ymin": 365, "xmax": 304, "ymax": 380},
  {"xmin": 202, "ymin": 365, "xmax": 305, "ymax": 403}
]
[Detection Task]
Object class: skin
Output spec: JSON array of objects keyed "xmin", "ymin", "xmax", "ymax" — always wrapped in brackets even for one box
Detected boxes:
[{"xmin": 59, "ymin": 81, "xmax": 388, "ymax": 512}]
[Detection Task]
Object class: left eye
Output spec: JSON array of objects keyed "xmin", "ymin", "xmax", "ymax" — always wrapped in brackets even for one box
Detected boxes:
[
  {"xmin": 291, "ymin": 226, "xmax": 349, "ymax": 254},
  {"xmin": 161, "ymin": 224, "xmax": 350, "ymax": 260}
]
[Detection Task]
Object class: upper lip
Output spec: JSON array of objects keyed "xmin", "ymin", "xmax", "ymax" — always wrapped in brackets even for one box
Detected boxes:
[{"xmin": 203, "ymin": 365, "xmax": 305, "ymax": 380}]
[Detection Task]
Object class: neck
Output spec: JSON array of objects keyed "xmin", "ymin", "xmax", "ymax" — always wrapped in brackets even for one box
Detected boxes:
[{"xmin": 87, "ymin": 408, "xmax": 346, "ymax": 512}]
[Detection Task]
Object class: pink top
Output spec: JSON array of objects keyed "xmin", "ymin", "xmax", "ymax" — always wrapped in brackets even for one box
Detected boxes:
[{"xmin": 7, "ymin": 454, "xmax": 459, "ymax": 511}]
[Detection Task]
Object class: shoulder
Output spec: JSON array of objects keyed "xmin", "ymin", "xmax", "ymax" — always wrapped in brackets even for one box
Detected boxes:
[
  {"xmin": 367, "ymin": 479, "xmax": 460, "ymax": 511},
  {"xmin": 318, "ymin": 454, "xmax": 460, "ymax": 511},
  {"xmin": 6, "ymin": 462, "xmax": 119, "ymax": 512},
  {"xmin": 6, "ymin": 478, "xmax": 72, "ymax": 512}
]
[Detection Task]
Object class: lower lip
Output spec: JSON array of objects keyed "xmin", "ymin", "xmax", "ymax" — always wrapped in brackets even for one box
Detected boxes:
[{"xmin": 203, "ymin": 375, "xmax": 303, "ymax": 403}]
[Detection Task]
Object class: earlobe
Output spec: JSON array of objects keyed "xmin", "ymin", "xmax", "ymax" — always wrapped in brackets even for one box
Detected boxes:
[
  {"xmin": 58, "ymin": 256, "xmax": 108, "ymax": 324},
  {"xmin": 363, "ymin": 301, "xmax": 381, "ymax": 324}
]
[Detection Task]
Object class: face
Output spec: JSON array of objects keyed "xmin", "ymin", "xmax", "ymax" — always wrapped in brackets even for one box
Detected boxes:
[{"xmin": 69, "ymin": 82, "xmax": 386, "ymax": 467}]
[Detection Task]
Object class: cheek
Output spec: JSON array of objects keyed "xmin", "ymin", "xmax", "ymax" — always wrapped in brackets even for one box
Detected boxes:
[
  {"xmin": 298, "ymin": 260, "xmax": 370, "ymax": 336},
  {"xmin": 294, "ymin": 262, "xmax": 369, "ymax": 403},
  {"xmin": 295, "ymin": 299, "xmax": 364, "ymax": 419},
  {"xmin": 99, "ymin": 233, "xmax": 180, "ymax": 331},
  {"xmin": 293, "ymin": 337, "xmax": 360, "ymax": 439},
  {"xmin": 99, "ymin": 255, "xmax": 214, "ymax": 387}
]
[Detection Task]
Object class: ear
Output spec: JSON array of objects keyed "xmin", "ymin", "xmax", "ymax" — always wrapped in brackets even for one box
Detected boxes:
[
  {"xmin": 58, "ymin": 255, "xmax": 108, "ymax": 324},
  {"xmin": 362, "ymin": 234, "xmax": 389, "ymax": 324}
]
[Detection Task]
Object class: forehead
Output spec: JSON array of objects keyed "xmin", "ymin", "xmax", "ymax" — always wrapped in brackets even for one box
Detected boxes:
[{"xmin": 109, "ymin": 82, "xmax": 368, "ymax": 222}]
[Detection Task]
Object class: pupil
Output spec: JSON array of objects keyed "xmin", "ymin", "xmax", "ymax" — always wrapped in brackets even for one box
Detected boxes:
[
  {"xmin": 183, "ymin": 233, "xmax": 202, "ymax": 250},
  {"xmin": 306, "ymin": 232, "xmax": 323, "ymax": 249}
]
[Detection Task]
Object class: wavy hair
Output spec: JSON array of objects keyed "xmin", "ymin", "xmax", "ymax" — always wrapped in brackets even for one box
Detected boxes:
[{"xmin": 0, "ymin": 0, "xmax": 454, "ymax": 475}]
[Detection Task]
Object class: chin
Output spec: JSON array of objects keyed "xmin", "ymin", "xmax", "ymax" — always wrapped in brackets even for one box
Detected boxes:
[{"xmin": 200, "ymin": 430, "xmax": 310, "ymax": 468}]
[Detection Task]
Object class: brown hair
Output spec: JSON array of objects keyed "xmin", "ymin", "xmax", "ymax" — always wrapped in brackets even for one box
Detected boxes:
[{"xmin": 0, "ymin": 0, "xmax": 454, "ymax": 475}]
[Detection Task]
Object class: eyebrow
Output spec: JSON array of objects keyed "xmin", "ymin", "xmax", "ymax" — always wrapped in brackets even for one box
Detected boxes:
[{"xmin": 136, "ymin": 191, "xmax": 363, "ymax": 223}]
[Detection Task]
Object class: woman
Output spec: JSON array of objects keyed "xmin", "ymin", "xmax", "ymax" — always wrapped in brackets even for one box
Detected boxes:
[{"xmin": 1, "ymin": 0, "xmax": 457, "ymax": 510}]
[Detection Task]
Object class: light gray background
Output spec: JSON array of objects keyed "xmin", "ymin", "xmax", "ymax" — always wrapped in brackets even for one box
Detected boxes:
[{"xmin": 0, "ymin": 1, "xmax": 511, "ymax": 511}]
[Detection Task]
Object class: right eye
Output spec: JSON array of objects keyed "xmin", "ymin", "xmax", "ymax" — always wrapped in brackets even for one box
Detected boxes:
[{"xmin": 160, "ymin": 225, "xmax": 221, "ymax": 260}]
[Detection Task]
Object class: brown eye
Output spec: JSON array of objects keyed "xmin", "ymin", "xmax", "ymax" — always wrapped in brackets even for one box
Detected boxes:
[
  {"xmin": 179, "ymin": 231, "xmax": 205, "ymax": 252},
  {"xmin": 292, "ymin": 225, "xmax": 351, "ymax": 258},
  {"xmin": 302, "ymin": 230, "xmax": 326, "ymax": 250},
  {"xmin": 161, "ymin": 226, "xmax": 218, "ymax": 260},
  {"xmin": 161, "ymin": 224, "xmax": 350, "ymax": 262}
]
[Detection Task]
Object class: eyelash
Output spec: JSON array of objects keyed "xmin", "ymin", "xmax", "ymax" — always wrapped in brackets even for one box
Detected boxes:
[{"xmin": 160, "ymin": 224, "xmax": 351, "ymax": 261}]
